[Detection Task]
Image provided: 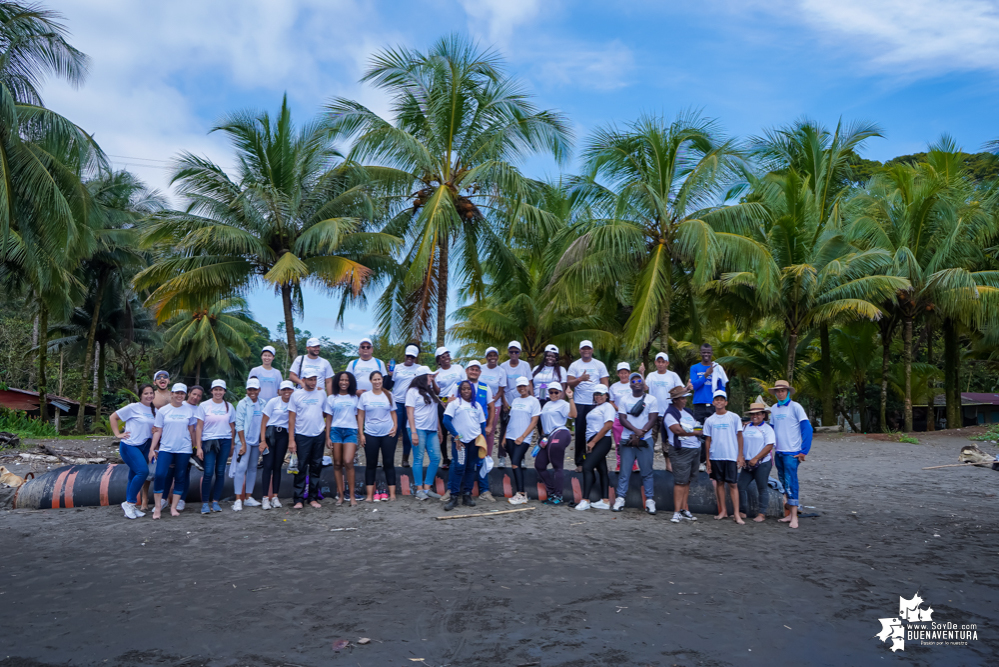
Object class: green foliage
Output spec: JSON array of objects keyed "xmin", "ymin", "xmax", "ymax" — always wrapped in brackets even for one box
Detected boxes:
[
  {"xmin": 968, "ymin": 425, "xmax": 999, "ymax": 442},
  {"xmin": 898, "ymin": 433, "xmax": 920, "ymax": 444},
  {"xmin": 0, "ymin": 407, "xmax": 58, "ymax": 438}
]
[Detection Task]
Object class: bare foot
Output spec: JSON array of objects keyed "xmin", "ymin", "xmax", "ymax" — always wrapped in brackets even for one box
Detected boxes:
[
  {"xmin": 789, "ymin": 518, "xmax": 799, "ymax": 529},
  {"xmin": 739, "ymin": 512, "xmax": 747, "ymax": 519},
  {"xmin": 388, "ymin": 495, "xmax": 396, "ymax": 501},
  {"xmin": 336, "ymin": 497, "xmax": 344, "ymax": 507},
  {"xmin": 170, "ymin": 508, "xmax": 180, "ymax": 517},
  {"xmin": 753, "ymin": 515, "xmax": 765, "ymax": 522},
  {"xmin": 152, "ymin": 510, "xmax": 161, "ymax": 520},
  {"xmin": 293, "ymin": 502, "xmax": 304, "ymax": 509},
  {"xmin": 309, "ymin": 500, "xmax": 322, "ymax": 509},
  {"xmin": 365, "ymin": 496, "xmax": 374, "ymax": 503},
  {"xmin": 734, "ymin": 516, "xmax": 745, "ymax": 525},
  {"xmin": 350, "ymin": 499, "xmax": 358, "ymax": 507},
  {"xmin": 714, "ymin": 513, "xmax": 728, "ymax": 520},
  {"xmin": 778, "ymin": 516, "xmax": 792, "ymax": 523}
]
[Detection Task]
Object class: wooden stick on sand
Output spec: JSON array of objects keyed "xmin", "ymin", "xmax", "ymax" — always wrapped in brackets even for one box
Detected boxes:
[
  {"xmin": 922, "ymin": 462, "xmax": 995, "ymax": 470},
  {"xmin": 436, "ymin": 507, "xmax": 536, "ymax": 520}
]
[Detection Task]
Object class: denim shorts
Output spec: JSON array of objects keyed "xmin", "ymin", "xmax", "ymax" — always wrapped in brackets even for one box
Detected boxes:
[{"xmin": 329, "ymin": 426, "xmax": 358, "ymax": 444}]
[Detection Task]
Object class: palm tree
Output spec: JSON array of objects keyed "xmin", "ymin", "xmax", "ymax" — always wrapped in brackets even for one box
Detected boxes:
[
  {"xmin": 830, "ymin": 321, "xmax": 880, "ymax": 432},
  {"xmin": 161, "ymin": 297, "xmax": 255, "ymax": 386},
  {"xmin": 326, "ymin": 34, "xmax": 572, "ymax": 347},
  {"xmin": 134, "ymin": 96, "xmax": 394, "ymax": 360}
]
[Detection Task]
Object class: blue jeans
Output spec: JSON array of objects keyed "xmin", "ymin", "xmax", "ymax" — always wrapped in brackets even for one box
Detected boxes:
[
  {"xmin": 475, "ymin": 454, "xmax": 490, "ymax": 493},
  {"xmin": 395, "ymin": 403, "xmax": 412, "ymax": 461},
  {"xmin": 448, "ymin": 439, "xmax": 481, "ymax": 494},
  {"xmin": 412, "ymin": 429, "xmax": 441, "ymax": 487},
  {"xmin": 154, "ymin": 451, "xmax": 191, "ymax": 495},
  {"xmin": 201, "ymin": 438, "xmax": 231, "ymax": 503},
  {"xmin": 775, "ymin": 452, "xmax": 800, "ymax": 507},
  {"xmin": 615, "ymin": 442, "xmax": 655, "ymax": 501},
  {"xmin": 120, "ymin": 440, "xmax": 151, "ymax": 504}
]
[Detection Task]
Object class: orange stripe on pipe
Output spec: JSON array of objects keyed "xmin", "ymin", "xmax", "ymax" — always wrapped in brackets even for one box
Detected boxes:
[
  {"xmin": 51, "ymin": 469, "xmax": 70, "ymax": 509},
  {"xmin": 99, "ymin": 464, "xmax": 114, "ymax": 506},
  {"xmin": 571, "ymin": 477, "xmax": 582, "ymax": 504},
  {"xmin": 502, "ymin": 475, "xmax": 512, "ymax": 498},
  {"xmin": 536, "ymin": 482, "xmax": 547, "ymax": 502},
  {"xmin": 435, "ymin": 478, "xmax": 445, "ymax": 495},
  {"xmin": 400, "ymin": 474, "xmax": 411, "ymax": 496},
  {"xmin": 63, "ymin": 471, "xmax": 78, "ymax": 508}
]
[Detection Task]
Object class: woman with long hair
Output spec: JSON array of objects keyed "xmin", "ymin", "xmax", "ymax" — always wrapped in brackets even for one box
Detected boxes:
[
  {"xmin": 534, "ymin": 383, "xmax": 576, "ymax": 506},
  {"xmin": 325, "ymin": 371, "xmax": 359, "ymax": 507},
  {"xmin": 149, "ymin": 383, "xmax": 198, "ymax": 519},
  {"xmin": 405, "ymin": 369, "xmax": 443, "ymax": 500},
  {"xmin": 195, "ymin": 380, "xmax": 236, "ymax": 514},
  {"xmin": 531, "ymin": 345, "xmax": 566, "ymax": 408},
  {"xmin": 357, "ymin": 370, "xmax": 398, "ymax": 502},
  {"xmin": 110, "ymin": 384, "xmax": 158, "ymax": 519},
  {"xmin": 260, "ymin": 380, "xmax": 294, "ymax": 509},
  {"xmin": 576, "ymin": 385, "xmax": 615, "ymax": 511}
]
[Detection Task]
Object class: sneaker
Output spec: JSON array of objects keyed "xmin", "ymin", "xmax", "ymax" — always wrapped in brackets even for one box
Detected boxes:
[
  {"xmin": 372, "ymin": 495, "xmax": 381, "ymax": 502},
  {"xmin": 497, "ymin": 456, "xmax": 507, "ymax": 468},
  {"xmin": 681, "ymin": 509, "xmax": 696, "ymax": 521},
  {"xmin": 244, "ymin": 498, "xmax": 261, "ymax": 507},
  {"xmin": 444, "ymin": 495, "xmax": 459, "ymax": 511},
  {"xmin": 201, "ymin": 503, "xmax": 211, "ymax": 515},
  {"xmin": 189, "ymin": 457, "xmax": 204, "ymax": 471},
  {"xmin": 414, "ymin": 490, "xmax": 428, "ymax": 501},
  {"xmin": 592, "ymin": 500, "xmax": 611, "ymax": 510},
  {"xmin": 160, "ymin": 498, "xmax": 169, "ymax": 510},
  {"xmin": 440, "ymin": 490, "xmax": 451, "ymax": 502},
  {"xmin": 176, "ymin": 500, "xmax": 186, "ymax": 511},
  {"xmin": 271, "ymin": 497, "xmax": 283, "ymax": 508},
  {"xmin": 211, "ymin": 501, "xmax": 222, "ymax": 512},
  {"xmin": 354, "ymin": 492, "xmax": 365, "ymax": 501},
  {"xmin": 322, "ymin": 455, "xmax": 333, "ymax": 466},
  {"xmin": 425, "ymin": 489, "xmax": 442, "ymax": 499},
  {"xmin": 698, "ymin": 463, "xmax": 706, "ymax": 472},
  {"xmin": 645, "ymin": 499, "xmax": 656, "ymax": 515},
  {"xmin": 262, "ymin": 497, "xmax": 272, "ymax": 510},
  {"xmin": 121, "ymin": 501, "xmax": 138, "ymax": 519},
  {"xmin": 543, "ymin": 496, "xmax": 563, "ymax": 506},
  {"xmin": 671, "ymin": 511, "xmax": 682, "ymax": 523},
  {"xmin": 507, "ymin": 492, "xmax": 522, "ymax": 505},
  {"xmin": 479, "ymin": 490, "xmax": 496, "ymax": 502},
  {"xmin": 612, "ymin": 497, "xmax": 626, "ymax": 512},
  {"xmin": 232, "ymin": 499, "xmax": 243, "ymax": 511},
  {"xmin": 575, "ymin": 500, "xmax": 591, "ymax": 511},
  {"xmin": 133, "ymin": 505, "xmax": 146, "ymax": 517}
]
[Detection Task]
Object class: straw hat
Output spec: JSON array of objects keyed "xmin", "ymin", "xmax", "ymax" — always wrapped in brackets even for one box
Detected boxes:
[
  {"xmin": 746, "ymin": 401, "xmax": 770, "ymax": 414},
  {"xmin": 669, "ymin": 385, "xmax": 692, "ymax": 400},
  {"xmin": 767, "ymin": 379, "xmax": 795, "ymax": 396}
]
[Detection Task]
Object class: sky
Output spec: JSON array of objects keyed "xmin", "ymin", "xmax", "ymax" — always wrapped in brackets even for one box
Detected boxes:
[{"xmin": 42, "ymin": 0, "xmax": 999, "ymax": 345}]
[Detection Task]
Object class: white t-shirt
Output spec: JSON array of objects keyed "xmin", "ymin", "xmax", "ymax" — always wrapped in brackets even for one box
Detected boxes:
[
  {"xmin": 704, "ymin": 410, "xmax": 743, "ymax": 461},
  {"xmin": 155, "ymin": 403, "xmax": 197, "ymax": 454},
  {"xmin": 540, "ymin": 399, "xmax": 570, "ymax": 435},
  {"xmin": 665, "ymin": 408, "xmax": 700, "ymax": 449},
  {"xmin": 434, "ymin": 364, "xmax": 465, "ymax": 398},
  {"xmin": 531, "ymin": 365, "xmax": 566, "ymax": 400},
  {"xmin": 263, "ymin": 396, "xmax": 292, "ymax": 429},
  {"xmin": 617, "ymin": 393, "xmax": 659, "ymax": 442},
  {"xmin": 288, "ymin": 388, "xmax": 327, "ymax": 437},
  {"xmin": 770, "ymin": 400, "xmax": 809, "ymax": 453},
  {"xmin": 390, "ymin": 363, "xmax": 423, "ymax": 403},
  {"xmin": 567, "ymin": 358, "xmax": 610, "ymax": 405},
  {"xmin": 405, "ymin": 387, "xmax": 440, "ymax": 431},
  {"xmin": 290, "ymin": 355, "xmax": 335, "ymax": 387},
  {"xmin": 478, "ymin": 365, "xmax": 507, "ymax": 400},
  {"xmin": 500, "ymin": 360, "xmax": 532, "ymax": 396},
  {"xmin": 346, "ymin": 357, "xmax": 387, "ymax": 393},
  {"xmin": 444, "ymin": 397, "xmax": 486, "ymax": 442},
  {"xmin": 506, "ymin": 396, "xmax": 542, "ymax": 444},
  {"xmin": 116, "ymin": 402, "xmax": 156, "ymax": 446},
  {"xmin": 743, "ymin": 422, "xmax": 775, "ymax": 463},
  {"xmin": 585, "ymin": 401, "xmax": 617, "ymax": 440},
  {"xmin": 645, "ymin": 370, "xmax": 683, "ymax": 409},
  {"xmin": 608, "ymin": 381, "xmax": 630, "ymax": 409},
  {"xmin": 196, "ymin": 401, "xmax": 235, "ymax": 440},
  {"xmin": 248, "ymin": 366, "xmax": 283, "ymax": 402},
  {"xmin": 324, "ymin": 393, "xmax": 359, "ymax": 430},
  {"xmin": 358, "ymin": 390, "xmax": 394, "ymax": 436}
]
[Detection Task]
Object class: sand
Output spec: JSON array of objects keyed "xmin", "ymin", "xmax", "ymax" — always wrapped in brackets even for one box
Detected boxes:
[{"xmin": 1, "ymin": 431, "xmax": 997, "ymax": 666}]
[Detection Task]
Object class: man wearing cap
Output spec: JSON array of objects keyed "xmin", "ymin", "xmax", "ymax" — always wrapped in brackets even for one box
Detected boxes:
[
  {"xmin": 612, "ymin": 373, "xmax": 659, "ymax": 515},
  {"xmin": 287, "ymin": 371, "xmax": 328, "ymax": 509},
  {"xmin": 645, "ymin": 352, "xmax": 685, "ymax": 449},
  {"xmin": 567, "ymin": 340, "xmax": 610, "ymax": 471},
  {"xmin": 346, "ymin": 337, "xmax": 388, "ymax": 395},
  {"xmin": 689, "ymin": 343, "xmax": 729, "ymax": 467},
  {"xmin": 249, "ymin": 346, "xmax": 283, "ymax": 403},
  {"xmin": 289, "ymin": 337, "xmax": 335, "ymax": 394},
  {"xmin": 432, "ymin": 347, "xmax": 464, "ymax": 471},
  {"xmin": 152, "ymin": 370, "xmax": 172, "ymax": 408},
  {"xmin": 390, "ymin": 344, "xmax": 423, "ymax": 468},
  {"xmin": 448, "ymin": 359, "xmax": 497, "ymax": 501},
  {"xmin": 499, "ymin": 341, "xmax": 532, "ymax": 468},
  {"xmin": 703, "ymin": 389, "xmax": 745, "ymax": 524},
  {"xmin": 664, "ymin": 385, "xmax": 700, "ymax": 523},
  {"xmin": 768, "ymin": 380, "xmax": 812, "ymax": 530},
  {"xmin": 232, "ymin": 378, "xmax": 265, "ymax": 511},
  {"xmin": 479, "ymin": 347, "xmax": 507, "ymax": 464}
]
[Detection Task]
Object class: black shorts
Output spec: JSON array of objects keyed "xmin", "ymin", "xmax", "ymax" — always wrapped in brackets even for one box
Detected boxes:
[{"xmin": 709, "ymin": 459, "xmax": 738, "ymax": 484}]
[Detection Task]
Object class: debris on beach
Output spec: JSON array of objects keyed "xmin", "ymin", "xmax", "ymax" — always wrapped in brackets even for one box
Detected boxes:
[
  {"xmin": 332, "ymin": 639, "xmax": 350, "ymax": 651},
  {"xmin": 959, "ymin": 444, "xmax": 995, "ymax": 464}
]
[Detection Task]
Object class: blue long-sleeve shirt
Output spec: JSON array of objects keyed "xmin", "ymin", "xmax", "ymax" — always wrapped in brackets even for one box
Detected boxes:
[
  {"xmin": 690, "ymin": 362, "xmax": 727, "ymax": 404},
  {"xmin": 800, "ymin": 419, "xmax": 813, "ymax": 456}
]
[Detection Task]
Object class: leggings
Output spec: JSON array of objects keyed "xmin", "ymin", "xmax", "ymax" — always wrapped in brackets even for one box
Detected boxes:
[
  {"xmin": 119, "ymin": 440, "xmax": 151, "ymax": 504},
  {"xmin": 154, "ymin": 451, "xmax": 191, "ymax": 495},
  {"xmin": 574, "ymin": 404, "xmax": 595, "ymax": 466},
  {"xmin": 437, "ymin": 403, "xmax": 451, "ymax": 464},
  {"xmin": 738, "ymin": 459, "xmax": 773, "ymax": 517},
  {"xmin": 364, "ymin": 433, "xmax": 397, "ymax": 486},
  {"xmin": 395, "ymin": 402, "xmax": 412, "ymax": 461},
  {"xmin": 535, "ymin": 429, "xmax": 570, "ymax": 499},
  {"xmin": 201, "ymin": 438, "xmax": 232, "ymax": 503},
  {"xmin": 262, "ymin": 426, "xmax": 289, "ymax": 497},
  {"xmin": 506, "ymin": 438, "xmax": 531, "ymax": 493},
  {"xmin": 232, "ymin": 444, "xmax": 260, "ymax": 495},
  {"xmin": 581, "ymin": 435, "xmax": 612, "ymax": 501}
]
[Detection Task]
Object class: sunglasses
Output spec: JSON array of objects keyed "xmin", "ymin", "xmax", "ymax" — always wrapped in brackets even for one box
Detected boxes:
[
  {"xmin": 548, "ymin": 389, "xmax": 560, "ymax": 394},
  {"xmin": 630, "ymin": 377, "xmax": 643, "ymax": 383},
  {"xmin": 360, "ymin": 345, "xmax": 372, "ymax": 349}
]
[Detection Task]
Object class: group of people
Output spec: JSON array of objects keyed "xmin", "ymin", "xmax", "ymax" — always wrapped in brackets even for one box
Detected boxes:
[{"xmin": 109, "ymin": 338, "xmax": 812, "ymax": 527}]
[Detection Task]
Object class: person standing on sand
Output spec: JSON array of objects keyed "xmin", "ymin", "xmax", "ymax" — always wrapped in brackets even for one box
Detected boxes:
[
  {"xmin": 499, "ymin": 341, "xmax": 532, "ymax": 468},
  {"xmin": 645, "ymin": 352, "xmax": 686, "ymax": 451},
  {"xmin": 288, "ymin": 371, "xmax": 327, "ymax": 509},
  {"xmin": 149, "ymin": 384, "xmax": 198, "ymax": 520},
  {"xmin": 612, "ymin": 373, "xmax": 659, "ymax": 515},
  {"xmin": 195, "ymin": 380, "xmax": 236, "ymax": 515},
  {"xmin": 405, "ymin": 369, "xmax": 443, "ymax": 501},
  {"xmin": 325, "ymin": 371, "xmax": 359, "ymax": 507},
  {"xmin": 259, "ymin": 380, "xmax": 294, "ymax": 510},
  {"xmin": 703, "ymin": 389, "xmax": 745, "ymax": 525},
  {"xmin": 248, "ymin": 346, "xmax": 283, "ymax": 403},
  {"xmin": 505, "ymin": 376, "xmax": 541, "ymax": 505},
  {"xmin": 479, "ymin": 347, "xmax": 507, "ymax": 465},
  {"xmin": 390, "ymin": 345, "xmax": 423, "ymax": 468},
  {"xmin": 768, "ymin": 380, "xmax": 812, "ymax": 529},
  {"xmin": 689, "ymin": 343, "xmax": 728, "ymax": 467},
  {"xmin": 567, "ymin": 340, "xmax": 610, "ymax": 473},
  {"xmin": 739, "ymin": 402, "xmax": 775, "ymax": 523},
  {"xmin": 432, "ymin": 347, "xmax": 464, "ymax": 470},
  {"xmin": 446, "ymin": 360, "xmax": 497, "ymax": 502},
  {"xmin": 231, "ymin": 378, "xmax": 265, "ymax": 511},
  {"xmin": 109, "ymin": 383, "xmax": 157, "ymax": 519},
  {"xmin": 534, "ymin": 383, "xmax": 576, "ymax": 506},
  {"xmin": 152, "ymin": 370, "xmax": 172, "ymax": 408},
  {"xmin": 441, "ymin": 380, "xmax": 487, "ymax": 511},
  {"xmin": 289, "ymin": 337, "xmax": 335, "ymax": 395},
  {"xmin": 664, "ymin": 385, "xmax": 700, "ymax": 523},
  {"xmin": 608, "ymin": 361, "xmax": 634, "ymax": 473},
  {"xmin": 358, "ymin": 370, "xmax": 398, "ymax": 503},
  {"xmin": 575, "ymin": 384, "xmax": 615, "ymax": 511}
]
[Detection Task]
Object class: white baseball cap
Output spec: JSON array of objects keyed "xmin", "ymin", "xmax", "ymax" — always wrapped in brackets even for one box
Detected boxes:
[
  {"xmin": 592, "ymin": 384, "xmax": 608, "ymax": 395},
  {"xmin": 279, "ymin": 380, "xmax": 295, "ymax": 390},
  {"xmin": 359, "ymin": 337, "xmax": 372, "ymax": 346},
  {"xmin": 655, "ymin": 352, "xmax": 669, "ymax": 362},
  {"xmin": 171, "ymin": 383, "xmax": 187, "ymax": 393},
  {"xmin": 544, "ymin": 344, "xmax": 559, "ymax": 354},
  {"xmin": 547, "ymin": 381, "xmax": 563, "ymax": 393},
  {"xmin": 246, "ymin": 378, "xmax": 261, "ymax": 389},
  {"xmin": 465, "ymin": 359, "xmax": 481, "ymax": 369},
  {"xmin": 415, "ymin": 366, "xmax": 431, "ymax": 377},
  {"xmin": 484, "ymin": 346, "xmax": 499, "ymax": 356},
  {"xmin": 435, "ymin": 346, "xmax": 450, "ymax": 357},
  {"xmin": 211, "ymin": 379, "xmax": 227, "ymax": 390},
  {"xmin": 616, "ymin": 361, "xmax": 630, "ymax": 371},
  {"xmin": 713, "ymin": 389, "xmax": 728, "ymax": 399},
  {"xmin": 306, "ymin": 337, "xmax": 321, "ymax": 347},
  {"xmin": 579, "ymin": 340, "xmax": 593, "ymax": 349},
  {"xmin": 516, "ymin": 376, "xmax": 530, "ymax": 387},
  {"xmin": 262, "ymin": 345, "xmax": 276, "ymax": 355},
  {"xmin": 507, "ymin": 340, "xmax": 522, "ymax": 351},
  {"xmin": 301, "ymin": 369, "xmax": 319, "ymax": 378},
  {"xmin": 405, "ymin": 345, "xmax": 419, "ymax": 357}
]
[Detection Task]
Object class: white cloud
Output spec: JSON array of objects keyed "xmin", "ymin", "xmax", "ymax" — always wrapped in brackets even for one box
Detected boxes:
[
  {"xmin": 532, "ymin": 39, "xmax": 635, "ymax": 91},
  {"xmin": 458, "ymin": 0, "xmax": 543, "ymax": 46}
]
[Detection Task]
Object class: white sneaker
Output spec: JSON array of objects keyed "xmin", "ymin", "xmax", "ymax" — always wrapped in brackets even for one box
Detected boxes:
[
  {"xmin": 121, "ymin": 501, "xmax": 138, "ymax": 519},
  {"xmin": 133, "ymin": 505, "xmax": 146, "ymax": 518},
  {"xmin": 271, "ymin": 497, "xmax": 282, "ymax": 508},
  {"xmin": 612, "ymin": 497, "xmax": 625, "ymax": 512},
  {"xmin": 497, "ymin": 456, "xmax": 507, "ymax": 468},
  {"xmin": 176, "ymin": 500, "xmax": 186, "ymax": 511},
  {"xmin": 244, "ymin": 497, "xmax": 261, "ymax": 507},
  {"xmin": 592, "ymin": 500, "xmax": 611, "ymax": 510},
  {"xmin": 160, "ymin": 498, "xmax": 168, "ymax": 509},
  {"xmin": 698, "ymin": 463, "xmax": 706, "ymax": 472},
  {"xmin": 671, "ymin": 511, "xmax": 682, "ymax": 523},
  {"xmin": 262, "ymin": 497, "xmax": 271, "ymax": 510},
  {"xmin": 645, "ymin": 499, "xmax": 656, "ymax": 515},
  {"xmin": 575, "ymin": 500, "xmax": 591, "ymax": 511},
  {"xmin": 322, "ymin": 455, "xmax": 333, "ymax": 466},
  {"xmin": 232, "ymin": 499, "xmax": 243, "ymax": 511}
]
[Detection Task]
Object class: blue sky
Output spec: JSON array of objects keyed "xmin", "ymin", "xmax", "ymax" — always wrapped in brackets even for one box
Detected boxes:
[{"xmin": 44, "ymin": 0, "xmax": 999, "ymax": 345}]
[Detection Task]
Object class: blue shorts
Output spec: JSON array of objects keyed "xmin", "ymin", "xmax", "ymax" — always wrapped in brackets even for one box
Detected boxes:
[{"xmin": 330, "ymin": 426, "xmax": 358, "ymax": 444}]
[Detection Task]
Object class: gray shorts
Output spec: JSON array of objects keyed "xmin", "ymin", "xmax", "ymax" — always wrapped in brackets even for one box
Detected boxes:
[{"xmin": 668, "ymin": 445, "xmax": 699, "ymax": 485}]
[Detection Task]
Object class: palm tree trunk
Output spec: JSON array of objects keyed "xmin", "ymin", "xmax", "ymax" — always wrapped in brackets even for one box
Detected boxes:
[
  {"xmin": 942, "ymin": 318, "xmax": 958, "ymax": 428},
  {"xmin": 786, "ymin": 328, "xmax": 798, "ymax": 382},
  {"xmin": 857, "ymin": 380, "xmax": 867, "ymax": 432},
  {"xmin": 195, "ymin": 359, "xmax": 201, "ymax": 387},
  {"xmin": 281, "ymin": 284, "xmax": 297, "ymax": 361},
  {"xmin": 29, "ymin": 314, "xmax": 38, "ymax": 389},
  {"xmin": 436, "ymin": 238, "xmax": 449, "ymax": 348},
  {"xmin": 880, "ymin": 333, "xmax": 890, "ymax": 432},
  {"xmin": 819, "ymin": 324, "xmax": 834, "ymax": 426},
  {"xmin": 37, "ymin": 305, "xmax": 49, "ymax": 422},
  {"xmin": 97, "ymin": 342, "xmax": 107, "ymax": 419},
  {"xmin": 659, "ymin": 276, "xmax": 672, "ymax": 355},
  {"xmin": 74, "ymin": 281, "xmax": 106, "ymax": 433},
  {"xmin": 903, "ymin": 316, "xmax": 913, "ymax": 432}
]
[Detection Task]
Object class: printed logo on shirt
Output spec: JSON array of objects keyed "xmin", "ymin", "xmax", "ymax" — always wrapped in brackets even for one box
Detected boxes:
[{"xmin": 300, "ymin": 397, "xmax": 320, "ymax": 406}]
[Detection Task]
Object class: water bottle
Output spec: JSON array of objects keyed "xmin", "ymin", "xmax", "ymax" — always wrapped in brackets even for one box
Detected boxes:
[
  {"xmin": 457, "ymin": 444, "xmax": 466, "ymax": 466},
  {"xmin": 388, "ymin": 358, "xmax": 396, "ymax": 373},
  {"xmin": 287, "ymin": 452, "xmax": 299, "ymax": 475}
]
